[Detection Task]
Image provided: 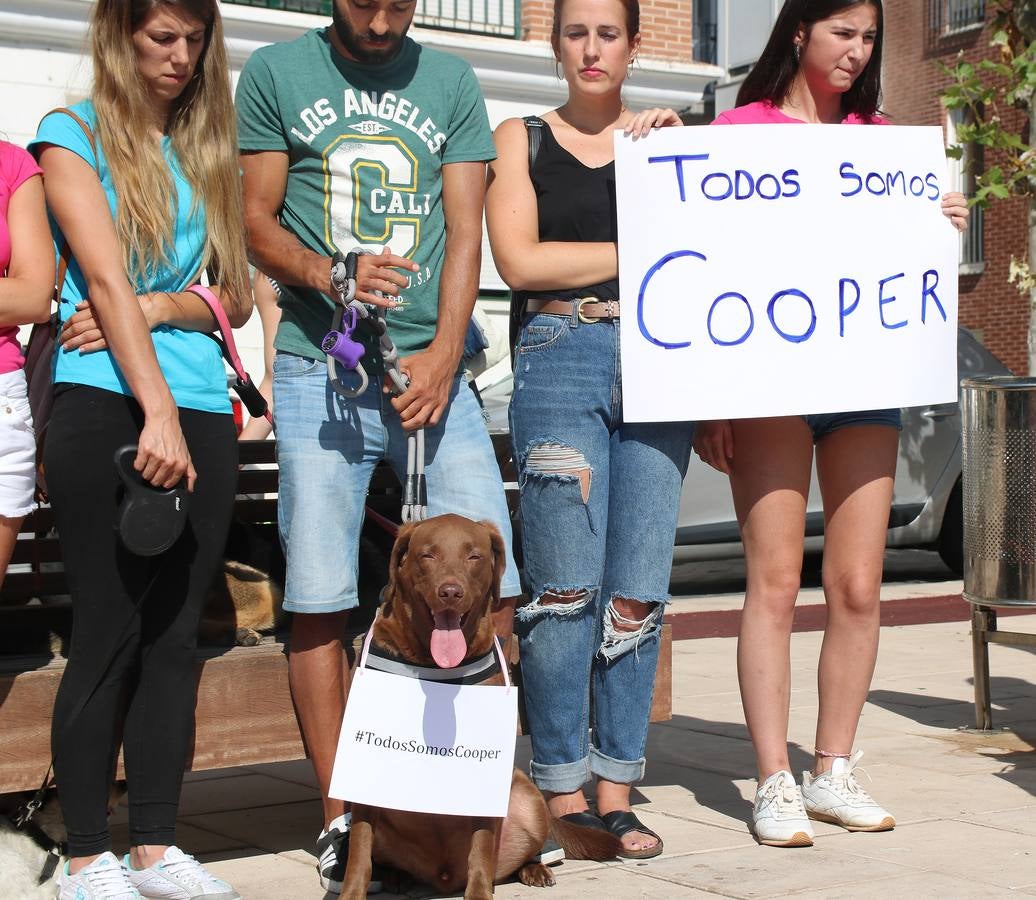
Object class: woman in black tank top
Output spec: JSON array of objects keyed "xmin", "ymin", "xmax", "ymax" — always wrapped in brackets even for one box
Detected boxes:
[{"xmin": 486, "ymin": 0, "xmax": 695, "ymax": 861}]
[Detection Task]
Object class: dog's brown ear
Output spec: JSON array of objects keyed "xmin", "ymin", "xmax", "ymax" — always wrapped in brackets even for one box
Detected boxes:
[
  {"xmin": 383, "ymin": 522, "xmax": 418, "ymax": 617},
  {"xmin": 480, "ymin": 520, "xmax": 507, "ymax": 607}
]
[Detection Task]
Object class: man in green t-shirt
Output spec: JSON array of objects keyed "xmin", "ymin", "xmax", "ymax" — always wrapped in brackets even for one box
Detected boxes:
[{"xmin": 237, "ymin": 1, "xmax": 520, "ymax": 891}]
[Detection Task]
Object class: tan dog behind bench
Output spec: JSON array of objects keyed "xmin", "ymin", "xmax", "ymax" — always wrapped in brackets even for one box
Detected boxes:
[{"xmin": 341, "ymin": 514, "xmax": 619, "ymax": 900}]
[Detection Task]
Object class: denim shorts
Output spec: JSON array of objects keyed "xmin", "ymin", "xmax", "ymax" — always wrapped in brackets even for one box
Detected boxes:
[
  {"xmin": 803, "ymin": 408, "xmax": 902, "ymax": 442},
  {"xmin": 273, "ymin": 352, "xmax": 520, "ymax": 614}
]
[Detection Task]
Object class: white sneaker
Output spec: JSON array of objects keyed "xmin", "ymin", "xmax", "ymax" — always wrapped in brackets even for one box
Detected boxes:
[
  {"xmin": 801, "ymin": 751, "xmax": 896, "ymax": 832},
  {"xmin": 124, "ymin": 847, "xmax": 239, "ymax": 899},
  {"xmin": 752, "ymin": 770, "xmax": 815, "ymax": 848},
  {"xmin": 57, "ymin": 852, "xmax": 141, "ymax": 899}
]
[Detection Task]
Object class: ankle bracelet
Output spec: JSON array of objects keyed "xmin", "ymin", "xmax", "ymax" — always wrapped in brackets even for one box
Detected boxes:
[{"xmin": 814, "ymin": 748, "xmax": 851, "ymax": 759}]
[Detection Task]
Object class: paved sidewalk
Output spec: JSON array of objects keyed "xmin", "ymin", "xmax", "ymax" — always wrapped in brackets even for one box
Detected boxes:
[{"xmin": 115, "ymin": 590, "xmax": 1036, "ymax": 898}]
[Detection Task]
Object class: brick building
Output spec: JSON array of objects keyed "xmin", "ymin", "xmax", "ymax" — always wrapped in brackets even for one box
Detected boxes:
[{"xmin": 884, "ymin": 0, "xmax": 1031, "ymax": 374}]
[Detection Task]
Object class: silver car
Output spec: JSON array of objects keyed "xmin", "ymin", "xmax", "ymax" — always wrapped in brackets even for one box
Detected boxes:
[{"xmin": 481, "ymin": 328, "xmax": 1008, "ymax": 576}]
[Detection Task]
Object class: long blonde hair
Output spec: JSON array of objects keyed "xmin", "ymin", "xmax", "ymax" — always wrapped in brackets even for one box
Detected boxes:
[{"xmin": 90, "ymin": 0, "xmax": 249, "ymax": 312}]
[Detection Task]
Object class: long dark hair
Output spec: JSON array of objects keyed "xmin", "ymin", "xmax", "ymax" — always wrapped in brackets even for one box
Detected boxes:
[{"xmin": 736, "ymin": 0, "xmax": 883, "ymax": 118}]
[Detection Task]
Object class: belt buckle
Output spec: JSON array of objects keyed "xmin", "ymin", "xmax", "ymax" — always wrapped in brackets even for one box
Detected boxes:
[{"xmin": 577, "ymin": 296, "xmax": 602, "ymax": 324}]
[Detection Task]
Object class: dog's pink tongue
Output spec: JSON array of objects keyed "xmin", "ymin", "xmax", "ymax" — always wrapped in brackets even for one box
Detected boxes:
[{"xmin": 431, "ymin": 610, "xmax": 467, "ymax": 668}]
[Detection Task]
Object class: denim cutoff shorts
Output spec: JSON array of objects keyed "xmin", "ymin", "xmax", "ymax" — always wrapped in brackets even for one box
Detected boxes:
[
  {"xmin": 803, "ymin": 408, "xmax": 902, "ymax": 442},
  {"xmin": 273, "ymin": 351, "xmax": 520, "ymax": 613}
]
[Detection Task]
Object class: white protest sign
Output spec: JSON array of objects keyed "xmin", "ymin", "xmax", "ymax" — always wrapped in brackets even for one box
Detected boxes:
[
  {"xmin": 615, "ymin": 125, "xmax": 959, "ymax": 422},
  {"xmin": 329, "ymin": 666, "xmax": 518, "ymax": 817}
]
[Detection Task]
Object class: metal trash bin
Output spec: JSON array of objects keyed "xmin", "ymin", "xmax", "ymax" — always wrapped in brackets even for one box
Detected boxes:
[{"xmin": 961, "ymin": 375, "xmax": 1036, "ymax": 728}]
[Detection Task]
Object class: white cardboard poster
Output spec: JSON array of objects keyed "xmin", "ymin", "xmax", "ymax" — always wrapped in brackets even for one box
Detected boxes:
[
  {"xmin": 614, "ymin": 124, "xmax": 959, "ymax": 422},
  {"xmin": 328, "ymin": 666, "xmax": 518, "ymax": 817}
]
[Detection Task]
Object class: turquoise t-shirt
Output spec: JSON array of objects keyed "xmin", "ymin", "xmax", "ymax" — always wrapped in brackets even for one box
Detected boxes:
[
  {"xmin": 29, "ymin": 102, "xmax": 230, "ymax": 414},
  {"xmin": 235, "ymin": 31, "xmax": 495, "ymax": 362}
]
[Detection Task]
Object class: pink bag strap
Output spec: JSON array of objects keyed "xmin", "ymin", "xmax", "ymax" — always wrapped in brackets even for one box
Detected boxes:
[{"xmin": 186, "ymin": 284, "xmax": 272, "ymax": 424}]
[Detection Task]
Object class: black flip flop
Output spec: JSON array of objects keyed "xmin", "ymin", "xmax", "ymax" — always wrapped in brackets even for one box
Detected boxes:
[
  {"xmin": 599, "ymin": 810, "xmax": 664, "ymax": 859},
  {"xmin": 559, "ymin": 811, "xmax": 609, "ymax": 832}
]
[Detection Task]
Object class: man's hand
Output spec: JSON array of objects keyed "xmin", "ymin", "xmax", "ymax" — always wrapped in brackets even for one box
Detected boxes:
[
  {"xmin": 352, "ymin": 247, "xmax": 419, "ymax": 308},
  {"xmin": 389, "ymin": 345, "xmax": 456, "ymax": 431}
]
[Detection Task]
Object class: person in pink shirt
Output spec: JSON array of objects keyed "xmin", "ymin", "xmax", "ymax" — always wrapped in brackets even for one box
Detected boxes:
[
  {"xmin": 693, "ymin": 0, "xmax": 968, "ymax": 848},
  {"xmin": 0, "ymin": 140, "xmax": 54, "ymax": 586}
]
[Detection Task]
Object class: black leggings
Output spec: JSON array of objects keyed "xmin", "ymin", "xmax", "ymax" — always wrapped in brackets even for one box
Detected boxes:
[{"xmin": 46, "ymin": 385, "xmax": 237, "ymax": 856}]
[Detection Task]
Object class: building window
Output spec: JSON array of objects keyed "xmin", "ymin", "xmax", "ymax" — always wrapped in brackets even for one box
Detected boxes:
[
  {"xmin": 224, "ymin": 0, "xmax": 520, "ymax": 38},
  {"xmin": 414, "ymin": 0, "xmax": 519, "ymax": 38},
  {"xmin": 693, "ymin": 0, "xmax": 718, "ymax": 65},
  {"xmin": 928, "ymin": 0, "xmax": 986, "ymax": 37},
  {"xmin": 946, "ymin": 107, "xmax": 985, "ymax": 273}
]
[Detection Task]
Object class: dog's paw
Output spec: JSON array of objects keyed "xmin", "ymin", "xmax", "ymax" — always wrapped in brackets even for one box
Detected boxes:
[
  {"xmin": 516, "ymin": 861, "xmax": 556, "ymax": 888},
  {"xmin": 235, "ymin": 627, "xmax": 262, "ymax": 647}
]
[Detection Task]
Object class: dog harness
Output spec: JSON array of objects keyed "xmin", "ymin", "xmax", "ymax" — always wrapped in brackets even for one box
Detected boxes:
[
  {"xmin": 358, "ymin": 620, "xmax": 512, "ymax": 689},
  {"xmin": 325, "ymin": 251, "xmax": 427, "ymax": 523}
]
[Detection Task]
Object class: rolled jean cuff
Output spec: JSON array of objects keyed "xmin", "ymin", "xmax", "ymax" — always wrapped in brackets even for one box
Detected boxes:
[
  {"xmin": 590, "ymin": 746, "xmax": 646, "ymax": 785},
  {"xmin": 529, "ymin": 755, "xmax": 591, "ymax": 793}
]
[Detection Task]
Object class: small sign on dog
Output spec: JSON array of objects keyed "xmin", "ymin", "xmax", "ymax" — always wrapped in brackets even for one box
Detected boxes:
[{"xmin": 329, "ymin": 665, "xmax": 519, "ymax": 817}]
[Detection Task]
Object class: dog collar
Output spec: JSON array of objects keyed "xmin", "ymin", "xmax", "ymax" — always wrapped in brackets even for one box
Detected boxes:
[{"xmin": 362, "ymin": 642, "xmax": 502, "ymax": 686}]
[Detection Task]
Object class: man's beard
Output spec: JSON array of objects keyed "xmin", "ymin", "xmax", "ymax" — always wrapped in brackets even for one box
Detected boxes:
[{"xmin": 332, "ymin": 3, "xmax": 408, "ymax": 63}]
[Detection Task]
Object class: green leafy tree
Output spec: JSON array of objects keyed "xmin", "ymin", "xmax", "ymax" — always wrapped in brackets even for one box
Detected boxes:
[{"xmin": 943, "ymin": 0, "xmax": 1036, "ymax": 370}]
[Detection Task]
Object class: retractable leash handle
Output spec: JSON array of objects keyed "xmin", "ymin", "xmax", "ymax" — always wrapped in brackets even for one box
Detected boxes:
[
  {"xmin": 325, "ymin": 250, "xmax": 370, "ymax": 397},
  {"xmin": 187, "ymin": 285, "xmax": 272, "ymax": 424}
]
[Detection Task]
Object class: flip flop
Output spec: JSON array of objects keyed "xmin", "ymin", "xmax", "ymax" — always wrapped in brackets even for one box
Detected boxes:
[
  {"xmin": 599, "ymin": 810, "xmax": 664, "ymax": 859},
  {"xmin": 559, "ymin": 811, "xmax": 609, "ymax": 832}
]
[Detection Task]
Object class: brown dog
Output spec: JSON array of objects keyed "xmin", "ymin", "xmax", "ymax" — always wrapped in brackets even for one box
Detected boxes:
[{"xmin": 341, "ymin": 514, "xmax": 619, "ymax": 900}]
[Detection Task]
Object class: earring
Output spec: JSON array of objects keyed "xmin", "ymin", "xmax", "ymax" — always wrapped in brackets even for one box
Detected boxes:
[
  {"xmin": 555, "ymin": 59, "xmax": 563, "ymax": 79},
  {"xmin": 627, "ymin": 57, "xmax": 635, "ymax": 79},
  {"xmin": 794, "ymin": 43, "xmax": 801, "ymax": 63}
]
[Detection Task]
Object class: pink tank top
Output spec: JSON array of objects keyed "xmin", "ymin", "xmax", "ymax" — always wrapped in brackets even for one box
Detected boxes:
[{"xmin": 0, "ymin": 141, "xmax": 44, "ymax": 373}]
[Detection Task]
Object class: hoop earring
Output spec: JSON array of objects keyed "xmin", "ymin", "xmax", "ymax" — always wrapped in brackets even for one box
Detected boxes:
[{"xmin": 555, "ymin": 59, "xmax": 563, "ymax": 80}]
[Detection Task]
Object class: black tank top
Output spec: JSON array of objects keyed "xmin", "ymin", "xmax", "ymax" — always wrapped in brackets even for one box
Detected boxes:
[{"xmin": 526, "ymin": 120, "xmax": 619, "ymax": 303}]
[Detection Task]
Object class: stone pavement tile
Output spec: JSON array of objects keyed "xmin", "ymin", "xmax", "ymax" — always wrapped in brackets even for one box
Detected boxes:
[
  {"xmin": 959, "ymin": 804, "xmax": 1036, "ymax": 836},
  {"xmin": 245, "ymin": 758, "xmax": 320, "ymax": 790},
  {"xmin": 626, "ymin": 835, "xmax": 917, "ymax": 898},
  {"xmin": 846, "ymin": 819, "xmax": 1036, "ymax": 890},
  {"xmin": 180, "ymin": 798, "xmax": 322, "ymax": 855},
  {"xmin": 493, "ymin": 862, "xmax": 729, "ymax": 899},
  {"xmin": 200, "ymin": 849, "xmax": 330, "ymax": 900},
  {"xmin": 108, "ymin": 820, "xmax": 250, "ymax": 856},
  {"xmin": 788, "ymin": 869, "xmax": 1007, "ymax": 899},
  {"xmin": 648, "ymin": 722, "xmax": 757, "ymax": 780},
  {"xmin": 178, "ymin": 771, "xmax": 320, "ymax": 816}
]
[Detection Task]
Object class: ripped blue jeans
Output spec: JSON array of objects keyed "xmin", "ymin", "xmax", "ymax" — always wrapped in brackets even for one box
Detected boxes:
[{"xmin": 509, "ymin": 311, "xmax": 694, "ymax": 792}]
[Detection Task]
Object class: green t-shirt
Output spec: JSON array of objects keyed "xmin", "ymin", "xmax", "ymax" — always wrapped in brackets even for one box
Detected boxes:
[{"xmin": 236, "ymin": 30, "xmax": 495, "ymax": 361}]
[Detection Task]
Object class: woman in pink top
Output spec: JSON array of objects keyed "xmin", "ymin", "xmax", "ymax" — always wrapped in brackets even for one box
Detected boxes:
[
  {"xmin": 694, "ymin": 0, "xmax": 968, "ymax": 848},
  {"xmin": 0, "ymin": 141, "xmax": 54, "ymax": 585}
]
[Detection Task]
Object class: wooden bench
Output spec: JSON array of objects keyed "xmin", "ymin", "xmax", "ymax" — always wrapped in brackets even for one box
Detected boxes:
[{"xmin": 0, "ymin": 438, "xmax": 672, "ymax": 794}]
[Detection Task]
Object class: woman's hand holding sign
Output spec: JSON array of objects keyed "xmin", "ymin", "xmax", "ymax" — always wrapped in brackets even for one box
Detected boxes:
[
  {"xmin": 623, "ymin": 107, "xmax": 683, "ymax": 139},
  {"xmin": 941, "ymin": 191, "xmax": 969, "ymax": 232}
]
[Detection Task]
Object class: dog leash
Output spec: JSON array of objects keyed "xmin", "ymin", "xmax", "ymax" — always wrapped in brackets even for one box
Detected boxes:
[
  {"xmin": 325, "ymin": 251, "xmax": 426, "ymax": 523},
  {"xmin": 186, "ymin": 284, "xmax": 272, "ymax": 425}
]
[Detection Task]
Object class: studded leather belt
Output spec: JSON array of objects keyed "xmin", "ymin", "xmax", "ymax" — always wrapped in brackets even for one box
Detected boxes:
[{"xmin": 526, "ymin": 297, "xmax": 620, "ymax": 323}]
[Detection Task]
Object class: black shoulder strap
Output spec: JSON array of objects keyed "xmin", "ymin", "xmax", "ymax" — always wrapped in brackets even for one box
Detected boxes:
[
  {"xmin": 509, "ymin": 116, "xmax": 547, "ymax": 362},
  {"xmin": 523, "ymin": 115, "xmax": 545, "ymax": 172}
]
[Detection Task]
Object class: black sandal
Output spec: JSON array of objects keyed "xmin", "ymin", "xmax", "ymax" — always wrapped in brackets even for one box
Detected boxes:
[
  {"xmin": 559, "ymin": 811, "xmax": 609, "ymax": 831},
  {"xmin": 599, "ymin": 810, "xmax": 664, "ymax": 859}
]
